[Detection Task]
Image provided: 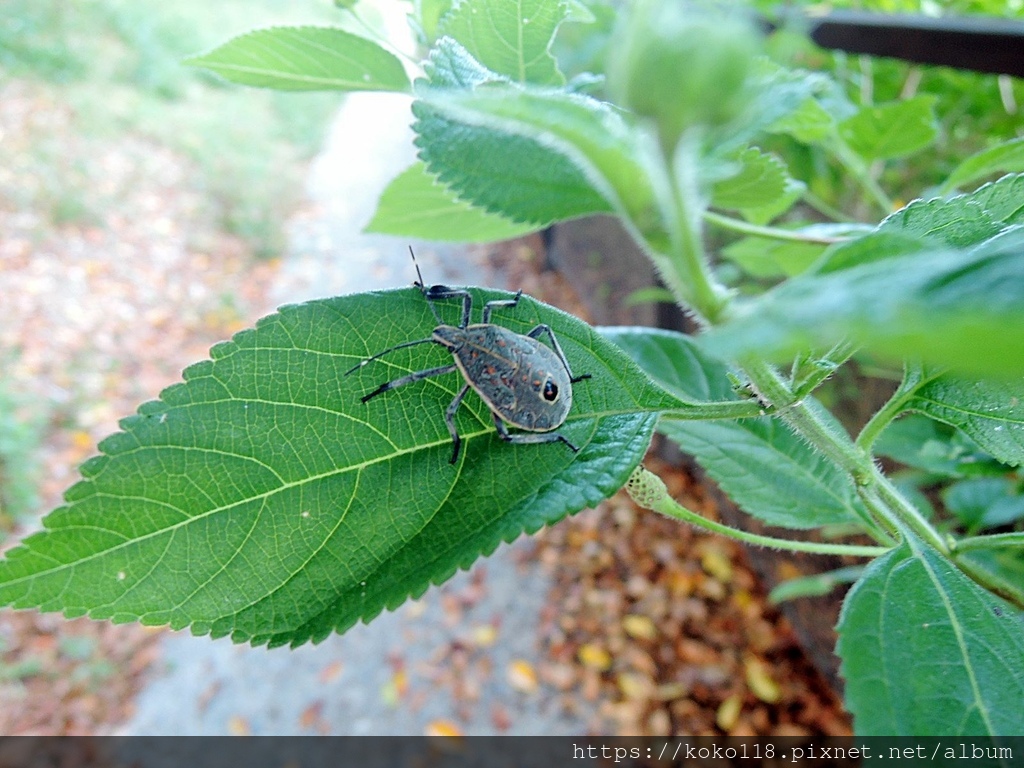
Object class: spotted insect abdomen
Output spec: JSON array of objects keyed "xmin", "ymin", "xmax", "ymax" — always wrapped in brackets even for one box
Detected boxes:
[{"xmin": 449, "ymin": 324, "xmax": 572, "ymax": 432}]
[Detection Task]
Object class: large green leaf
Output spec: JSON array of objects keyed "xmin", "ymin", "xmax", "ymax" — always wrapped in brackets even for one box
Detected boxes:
[
  {"xmin": 184, "ymin": 26, "xmax": 410, "ymax": 92},
  {"xmin": 941, "ymin": 137, "xmax": 1024, "ymax": 194},
  {"xmin": 602, "ymin": 328, "xmax": 866, "ymax": 530},
  {"xmin": 838, "ymin": 96, "xmax": 937, "ymax": 161},
  {"xmin": 703, "ymin": 230, "xmax": 1024, "ymax": 378},
  {"xmin": 837, "ymin": 536, "xmax": 1024, "ymax": 735},
  {"xmin": 907, "ymin": 376, "xmax": 1024, "ymax": 468},
  {"xmin": 365, "ymin": 162, "xmax": 539, "ymax": 242},
  {"xmin": 818, "ymin": 174, "xmax": 1024, "ymax": 274},
  {"xmin": 0, "ymin": 291, "xmax": 680, "ymax": 647},
  {"xmin": 413, "ymin": 85, "xmax": 662, "ymax": 241},
  {"xmin": 437, "ymin": 0, "xmax": 567, "ymax": 85}
]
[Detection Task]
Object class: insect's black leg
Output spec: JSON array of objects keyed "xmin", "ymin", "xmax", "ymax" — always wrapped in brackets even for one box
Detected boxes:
[
  {"xmin": 422, "ymin": 285, "xmax": 473, "ymax": 328},
  {"xmin": 481, "ymin": 290, "xmax": 522, "ymax": 323},
  {"xmin": 444, "ymin": 384, "xmax": 471, "ymax": 464},
  {"xmin": 492, "ymin": 412, "xmax": 579, "ymax": 453},
  {"xmin": 344, "ymin": 337, "xmax": 439, "ymax": 376},
  {"xmin": 525, "ymin": 324, "xmax": 591, "ymax": 383},
  {"xmin": 361, "ymin": 364, "xmax": 457, "ymax": 403}
]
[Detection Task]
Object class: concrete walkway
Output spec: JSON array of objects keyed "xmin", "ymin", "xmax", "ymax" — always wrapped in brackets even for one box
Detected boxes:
[{"xmin": 122, "ymin": 93, "xmax": 595, "ymax": 736}]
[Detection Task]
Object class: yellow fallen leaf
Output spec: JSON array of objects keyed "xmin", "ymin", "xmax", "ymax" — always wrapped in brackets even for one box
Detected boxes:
[
  {"xmin": 471, "ymin": 624, "xmax": 498, "ymax": 647},
  {"xmin": 507, "ymin": 659, "xmax": 539, "ymax": 693},
  {"xmin": 744, "ymin": 656, "xmax": 782, "ymax": 703},
  {"xmin": 700, "ymin": 547, "xmax": 733, "ymax": 582},
  {"xmin": 227, "ymin": 715, "xmax": 251, "ymax": 736},
  {"xmin": 716, "ymin": 693, "xmax": 743, "ymax": 732},
  {"xmin": 617, "ymin": 672, "xmax": 653, "ymax": 700},
  {"xmin": 424, "ymin": 719, "xmax": 464, "ymax": 737},
  {"xmin": 622, "ymin": 614, "xmax": 658, "ymax": 640},
  {"xmin": 577, "ymin": 643, "xmax": 612, "ymax": 671}
]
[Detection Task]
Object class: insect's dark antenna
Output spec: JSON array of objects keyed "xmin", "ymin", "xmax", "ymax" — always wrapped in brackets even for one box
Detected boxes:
[
  {"xmin": 409, "ymin": 246, "xmax": 443, "ymax": 325},
  {"xmin": 344, "ymin": 337, "xmax": 438, "ymax": 376}
]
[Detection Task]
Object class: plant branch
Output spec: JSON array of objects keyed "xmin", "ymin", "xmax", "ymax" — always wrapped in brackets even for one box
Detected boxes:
[
  {"xmin": 659, "ymin": 400, "xmax": 767, "ymax": 421},
  {"xmin": 856, "ymin": 361, "xmax": 941, "ymax": 451},
  {"xmin": 659, "ymin": 133, "xmax": 731, "ymax": 324},
  {"xmin": 952, "ymin": 531, "xmax": 1024, "ymax": 554},
  {"xmin": 625, "ymin": 466, "xmax": 889, "ymax": 558},
  {"xmin": 702, "ymin": 211, "xmax": 858, "ymax": 244},
  {"xmin": 830, "ymin": 136, "xmax": 894, "ymax": 215}
]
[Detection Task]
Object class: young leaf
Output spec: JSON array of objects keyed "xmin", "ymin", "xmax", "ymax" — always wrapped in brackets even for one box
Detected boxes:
[
  {"xmin": 964, "ymin": 173, "xmax": 1024, "ymax": 226},
  {"xmin": 710, "ymin": 148, "xmax": 789, "ymax": 213},
  {"xmin": 907, "ymin": 376, "xmax": 1024, "ymax": 467},
  {"xmin": 704, "ymin": 231, "xmax": 1024, "ymax": 378},
  {"xmin": 941, "ymin": 137, "xmax": 1024, "ymax": 194},
  {"xmin": 365, "ymin": 162, "xmax": 538, "ymax": 242},
  {"xmin": 818, "ymin": 175, "xmax": 1024, "ymax": 273},
  {"xmin": 437, "ymin": 0, "xmax": 568, "ymax": 85},
  {"xmin": 0, "ymin": 291, "xmax": 681, "ymax": 647},
  {"xmin": 601, "ymin": 328, "xmax": 867, "ymax": 530},
  {"xmin": 943, "ymin": 478, "xmax": 1024, "ymax": 531},
  {"xmin": 837, "ymin": 536, "xmax": 1024, "ymax": 735},
  {"xmin": 184, "ymin": 26, "xmax": 410, "ymax": 92},
  {"xmin": 413, "ymin": 87, "xmax": 663, "ymax": 241},
  {"xmin": 838, "ymin": 96, "xmax": 937, "ymax": 161}
]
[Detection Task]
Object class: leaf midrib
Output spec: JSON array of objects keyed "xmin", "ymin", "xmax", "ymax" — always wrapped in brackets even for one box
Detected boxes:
[{"xmin": 1, "ymin": 404, "xmax": 650, "ymax": 592}]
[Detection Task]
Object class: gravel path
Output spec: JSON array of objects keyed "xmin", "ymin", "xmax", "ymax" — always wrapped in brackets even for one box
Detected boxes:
[{"xmin": 121, "ymin": 93, "xmax": 596, "ymax": 736}]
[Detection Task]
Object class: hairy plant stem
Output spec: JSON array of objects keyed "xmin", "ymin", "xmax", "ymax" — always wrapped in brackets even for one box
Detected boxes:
[
  {"xmin": 626, "ymin": 466, "xmax": 889, "ymax": 558},
  {"xmin": 830, "ymin": 135, "xmax": 894, "ymax": 216},
  {"xmin": 646, "ymin": 126, "xmax": 954, "ymax": 558},
  {"xmin": 662, "ymin": 133, "xmax": 730, "ymax": 325},
  {"xmin": 660, "ymin": 399, "xmax": 766, "ymax": 421},
  {"xmin": 702, "ymin": 211, "xmax": 860, "ymax": 244},
  {"xmin": 856, "ymin": 361, "xmax": 940, "ymax": 451},
  {"xmin": 952, "ymin": 531, "xmax": 1024, "ymax": 554}
]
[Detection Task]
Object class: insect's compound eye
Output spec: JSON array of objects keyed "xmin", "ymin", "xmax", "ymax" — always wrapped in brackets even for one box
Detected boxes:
[{"xmin": 542, "ymin": 379, "xmax": 559, "ymax": 402}]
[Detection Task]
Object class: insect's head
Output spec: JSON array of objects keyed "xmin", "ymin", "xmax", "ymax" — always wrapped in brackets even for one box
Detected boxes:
[{"xmin": 408, "ymin": 246, "xmax": 443, "ymax": 324}]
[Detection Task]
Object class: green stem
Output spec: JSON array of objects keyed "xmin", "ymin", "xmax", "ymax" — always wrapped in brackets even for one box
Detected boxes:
[
  {"xmin": 662, "ymin": 133, "xmax": 731, "ymax": 324},
  {"xmin": 660, "ymin": 400, "xmax": 767, "ymax": 421},
  {"xmin": 626, "ymin": 466, "xmax": 889, "ymax": 558},
  {"xmin": 830, "ymin": 135, "xmax": 894, "ymax": 215},
  {"xmin": 953, "ymin": 531, "xmax": 1024, "ymax": 554},
  {"xmin": 873, "ymin": 472, "xmax": 950, "ymax": 554},
  {"xmin": 802, "ymin": 190, "xmax": 849, "ymax": 222},
  {"xmin": 742, "ymin": 358, "xmax": 872, "ymax": 477},
  {"xmin": 702, "ymin": 211, "xmax": 860, "ymax": 244},
  {"xmin": 856, "ymin": 361, "xmax": 939, "ymax": 451}
]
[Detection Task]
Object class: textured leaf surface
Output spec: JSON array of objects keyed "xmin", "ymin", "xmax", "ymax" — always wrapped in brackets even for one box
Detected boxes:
[
  {"xmin": 366, "ymin": 162, "xmax": 538, "ymax": 242},
  {"xmin": 437, "ymin": 0, "xmax": 567, "ymax": 85},
  {"xmin": 908, "ymin": 376, "xmax": 1024, "ymax": 467},
  {"xmin": 838, "ymin": 96, "xmax": 937, "ymax": 161},
  {"xmin": 413, "ymin": 86, "xmax": 660, "ymax": 237},
  {"xmin": 602, "ymin": 328, "xmax": 866, "ymax": 529},
  {"xmin": 0, "ymin": 291, "xmax": 680, "ymax": 647},
  {"xmin": 710, "ymin": 148, "xmax": 789, "ymax": 212},
  {"xmin": 704, "ymin": 231, "xmax": 1024, "ymax": 378},
  {"xmin": 837, "ymin": 536, "xmax": 1024, "ymax": 735},
  {"xmin": 819, "ymin": 175, "xmax": 1024, "ymax": 273},
  {"xmin": 185, "ymin": 26, "xmax": 410, "ymax": 92}
]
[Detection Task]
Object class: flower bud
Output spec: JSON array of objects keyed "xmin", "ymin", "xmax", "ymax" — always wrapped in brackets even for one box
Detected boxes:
[{"xmin": 607, "ymin": 0, "xmax": 761, "ymax": 145}]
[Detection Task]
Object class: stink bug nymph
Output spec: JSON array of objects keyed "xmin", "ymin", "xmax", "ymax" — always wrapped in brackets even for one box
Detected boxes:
[{"xmin": 345, "ymin": 249, "xmax": 591, "ymax": 464}]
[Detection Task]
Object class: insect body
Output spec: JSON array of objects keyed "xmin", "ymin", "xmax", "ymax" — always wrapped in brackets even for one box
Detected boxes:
[{"xmin": 346, "ymin": 251, "xmax": 590, "ymax": 464}]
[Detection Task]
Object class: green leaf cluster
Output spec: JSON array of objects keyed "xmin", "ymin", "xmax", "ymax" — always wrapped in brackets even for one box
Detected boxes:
[{"xmin": 4, "ymin": 0, "xmax": 1024, "ymax": 738}]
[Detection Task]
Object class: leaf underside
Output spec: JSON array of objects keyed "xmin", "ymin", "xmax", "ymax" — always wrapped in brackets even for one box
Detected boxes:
[{"xmin": 838, "ymin": 535, "xmax": 1024, "ymax": 736}]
